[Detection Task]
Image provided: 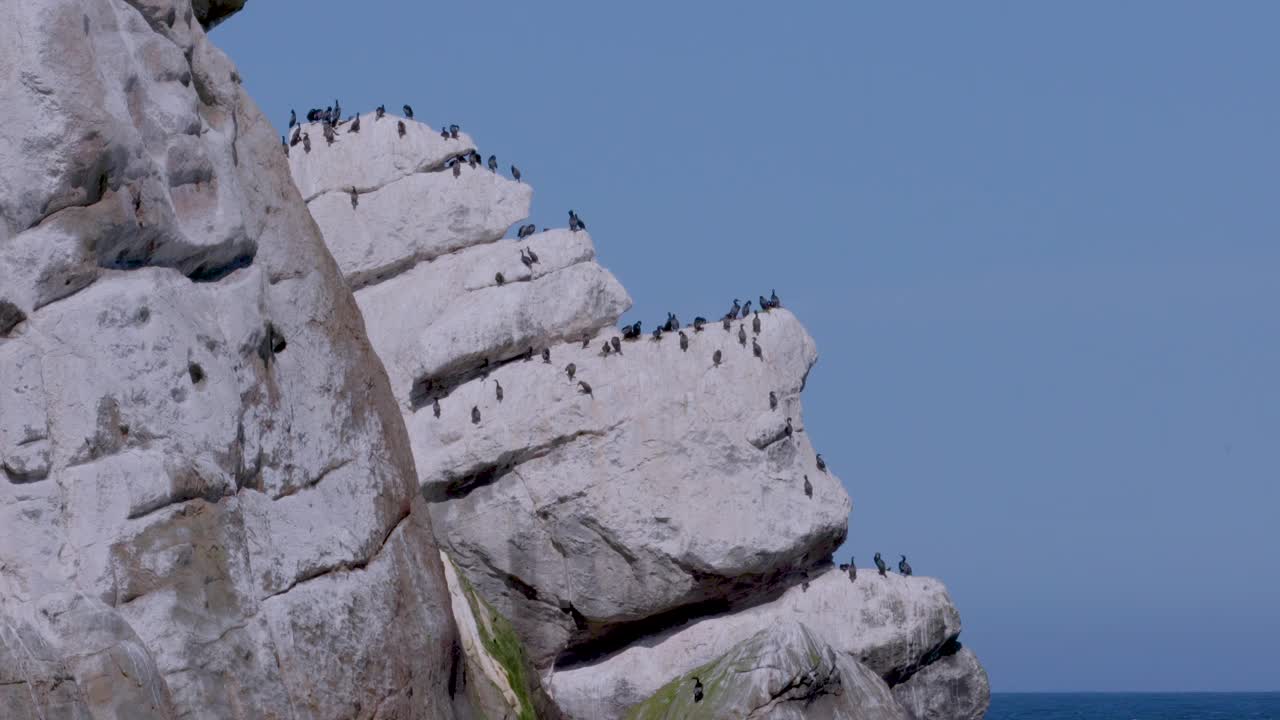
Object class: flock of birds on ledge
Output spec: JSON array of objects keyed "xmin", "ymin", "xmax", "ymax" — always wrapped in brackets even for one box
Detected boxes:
[{"xmin": 281, "ymin": 102, "xmax": 918, "ymax": 652}]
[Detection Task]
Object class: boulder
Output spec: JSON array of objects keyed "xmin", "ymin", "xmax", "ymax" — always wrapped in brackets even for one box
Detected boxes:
[{"xmin": 892, "ymin": 647, "xmax": 990, "ymax": 720}]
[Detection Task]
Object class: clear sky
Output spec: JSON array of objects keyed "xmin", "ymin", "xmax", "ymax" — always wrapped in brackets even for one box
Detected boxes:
[{"xmin": 217, "ymin": 1, "xmax": 1280, "ymax": 692}]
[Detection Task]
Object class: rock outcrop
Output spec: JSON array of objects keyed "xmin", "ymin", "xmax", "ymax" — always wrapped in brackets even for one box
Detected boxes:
[{"xmin": 1, "ymin": 1, "xmax": 467, "ymax": 718}]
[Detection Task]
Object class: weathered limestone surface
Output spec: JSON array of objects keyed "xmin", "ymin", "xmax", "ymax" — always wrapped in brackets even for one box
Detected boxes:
[
  {"xmin": 550, "ymin": 568, "xmax": 968, "ymax": 719},
  {"xmin": 892, "ymin": 647, "xmax": 991, "ymax": 720},
  {"xmin": 0, "ymin": 1, "xmax": 466, "ymax": 718}
]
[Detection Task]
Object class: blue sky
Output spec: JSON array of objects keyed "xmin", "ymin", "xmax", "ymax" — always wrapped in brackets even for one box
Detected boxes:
[{"xmin": 217, "ymin": 1, "xmax": 1280, "ymax": 692}]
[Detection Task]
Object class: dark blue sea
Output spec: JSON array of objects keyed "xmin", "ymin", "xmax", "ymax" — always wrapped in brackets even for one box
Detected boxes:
[{"xmin": 989, "ymin": 693, "xmax": 1280, "ymax": 719}]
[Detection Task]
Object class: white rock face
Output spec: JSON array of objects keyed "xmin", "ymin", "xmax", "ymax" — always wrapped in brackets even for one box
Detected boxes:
[
  {"xmin": 0, "ymin": 1, "xmax": 466, "ymax": 718},
  {"xmin": 549, "ymin": 568, "xmax": 966, "ymax": 719},
  {"xmin": 892, "ymin": 647, "xmax": 991, "ymax": 720}
]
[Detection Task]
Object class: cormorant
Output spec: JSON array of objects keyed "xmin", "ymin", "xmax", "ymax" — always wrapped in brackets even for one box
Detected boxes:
[
  {"xmin": 728, "ymin": 299, "xmax": 741, "ymax": 319},
  {"xmin": 899, "ymin": 555, "xmax": 912, "ymax": 576},
  {"xmin": 651, "ymin": 327, "xmax": 663, "ymax": 341},
  {"xmin": 582, "ymin": 332, "xmax": 591, "ymax": 348},
  {"xmin": 760, "ymin": 295, "xmax": 770, "ymax": 313},
  {"xmin": 770, "ymin": 289, "xmax": 781, "ymax": 308},
  {"xmin": 376, "ymin": 104, "xmax": 385, "ymax": 120},
  {"xmin": 578, "ymin": 380, "xmax": 593, "ymax": 396},
  {"xmin": 713, "ymin": 349, "xmax": 722, "ymax": 367},
  {"xmin": 521, "ymin": 249, "xmax": 534, "ymax": 269},
  {"xmin": 471, "ymin": 405, "xmax": 481, "ymax": 424},
  {"xmin": 752, "ymin": 338, "xmax": 763, "ymax": 360},
  {"xmin": 350, "ymin": 187, "xmax": 358, "ymax": 209},
  {"xmin": 816, "ymin": 454, "xmax": 826, "ymax": 472},
  {"xmin": 679, "ymin": 331, "xmax": 688, "ymax": 352},
  {"xmin": 769, "ymin": 391, "xmax": 777, "ymax": 410},
  {"xmin": 403, "ymin": 104, "xmax": 414, "ymax": 119},
  {"xmin": 693, "ymin": 677, "xmax": 704, "ymax": 703},
  {"xmin": 494, "ymin": 379, "xmax": 504, "ymax": 403},
  {"xmin": 738, "ymin": 324, "xmax": 747, "ymax": 347},
  {"xmin": 611, "ymin": 336, "xmax": 622, "ymax": 355},
  {"xmin": 693, "ymin": 316, "xmax": 706, "ymax": 332},
  {"xmin": 784, "ymin": 417, "xmax": 793, "ymax": 438},
  {"xmin": 303, "ymin": 133, "xmax": 311, "ymax": 153},
  {"xmin": 288, "ymin": 109, "xmax": 297, "ymax": 128},
  {"xmin": 874, "ymin": 552, "xmax": 887, "ymax": 576},
  {"xmin": 566, "ymin": 363, "xmax": 576, "ymax": 382},
  {"xmin": 512, "ymin": 165, "xmax": 522, "ymax": 182},
  {"xmin": 333, "ymin": 99, "xmax": 341, "ymax": 122},
  {"xmin": 527, "ymin": 247, "xmax": 539, "ymax": 263},
  {"xmin": 742, "ymin": 300, "xmax": 752, "ymax": 317},
  {"xmin": 323, "ymin": 123, "xmax": 336, "ymax": 145},
  {"xmin": 433, "ymin": 398, "xmax": 441, "ymax": 418},
  {"xmin": 601, "ymin": 342, "xmax": 611, "ymax": 357},
  {"xmin": 453, "ymin": 162, "xmax": 461, "ymax": 179},
  {"xmin": 848, "ymin": 558, "xmax": 857, "ymax": 582},
  {"xmin": 449, "ymin": 123, "xmax": 460, "ymax": 138},
  {"xmin": 306, "ymin": 109, "xmax": 318, "ymax": 122},
  {"xmin": 467, "ymin": 152, "xmax": 477, "ymax": 168},
  {"xmin": 290, "ymin": 126, "xmax": 302, "ymax": 145},
  {"xmin": 664, "ymin": 313, "xmax": 675, "ymax": 333},
  {"xmin": 542, "ymin": 348, "xmax": 551, "ymax": 364},
  {"xmin": 753, "ymin": 312, "xmax": 761, "ymax": 335},
  {"xmin": 495, "ymin": 272, "xmax": 505, "ymax": 285},
  {"xmin": 488, "ymin": 154, "xmax": 498, "ymax": 172},
  {"xmin": 632, "ymin": 320, "xmax": 642, "ymax": 337},
  {"xmin": 524, "ymin": 346, "xmax": 534, "ymax": 362},
  {"xmin": 441, "ymin": 126, "xmax": 450, "ymax": 140},
  {"xmin": 722, "ymin": 316, "xmax": 732, "ymax": 332},
  {"xmin": 804, "ymin": 475, "xmax": 812, "ymax": 498},
  {"xmin": 282, "ymin": 135, "xmax": 289, "ymax": 156},
  {"xmin": 348, "ymin": 113, "xmax": 360, "ymax": 133},
  {"xmin": 398, "ymin": 120, "xmax": 406, "ymax": 138}
]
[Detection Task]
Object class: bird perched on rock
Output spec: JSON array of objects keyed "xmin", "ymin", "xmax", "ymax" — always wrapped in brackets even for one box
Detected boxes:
[
  {"xmin": 816, "ymin": 454, "xmax": 827, "ymax": 472},
  {"xmin": 899, "ymin": 555, "xmax": 912, "ymax": 576},
  {"xmin": 803, "ymin": 475, "xmax": 812, "ymax": 498},
  {"xmin": 848, "ymin": 558, "xmax": 857, "ymax": 582},
  {"xmin": 333, "ymin": 99, "xmax": 342, "ymax": 122},
  {"xmin": 753, "ymin": 312, "xmax": 761, "ymax": 335},
  {"xmin": 488, "ymin": 154, "xmax": 498, "ymax": 172},
  {"xmin": 523, "ymin": 347, "xmax": 534, "ymax": 362},
  {"xmin": 651, "ymin": 327, "xmax": 663, "ymax": 341},
  {"xmin": 494, "ymin": 379, "xmax": 503, "ymax": 403},
  {"xmin": 722, "ymin": 316, "xmax": 732, "ymax": 332},
  {"xmin": 565, "ymin": 363, "xmax": 576, "ymax": 382},
  {"xmin": 398, "ymin": 120, "xmax": 406, "ymax": 138},
  {"xmin": 520, "ymin": 249, "xmax": 534, "ymax": 269},
  {"xmin": 770, "ymin": 289, "xmax": 781, "ymax": 308},
  {"xmin": 471, "ymin": 405, "xmax": 481, "ymax": 424},
  {"xmin": 288, "ymin": 108, "xmax": 296, "ymax": 128},
  {"xmin": 693, "ymin": 677, "xmax": 704, "ymax": 703},
  {"xmin": 512, "ymin": 165, "xmax": 522, "ymax": 182},
  {"xmin": 376, "ymin": 104, "xmax": 385, "ymax": 120},
  {"xmin": 693, "ymin": 316, "xmax": 706, "ymax": 332},
  {"xmin": 470, "ymin": 150, "xmax": 482, "ymax": 168},
  {"xmin": 449, "ymin": 123, "xmax": 460, "ymax": 138},
  {"xmin": 542, "ymin": 348, "xmax": 551, "ymax": 364},
  {"xmin": 874, "ymin": 552, "xmax": 888, "ymax": 576},
  {"xmin": 440, "ymin": 126, "xmax": 450, "ymax": 140},
  {"xmin": 728, "ymin": 299, "xmax": 741, "ymax": 319},
  {"xmin": 303, "ymin": 133, "xmax": 311, "ymax": 153},
  {"xmin": 738, "ymin": 324, "xmax": 747, "ymax": 347},
  {"xmin": 601, "ymin": 341, "xmax": 611, "ymax": 357},
  {"xmin": 769, "ymin": 391, "xmax": 777, "ymax": 410},
  {"xmin": 495, "ymin": 272, "xmax": 505, "ymax": 285},
  {"xmin": 713, "ymin": 349, "xmax": 722, "ymax": 367},
  {"xmin": 578, "ymin": 380, "xmax": 593, "ymax": 396},
  {"xmin": 582, "ymin": 332, "xmax": 591, "ymax": 348},
  {"xmin": 621, "ymin": 322, "xmax": 638, "ymax": 340},
  {"xmin": 433, "ymin": 398, "xmax": 441, "ymax": 418},
  {"xmin": 453, "ymin": 162, "xmax": 461, "ymax": 179},
  {"xmin": 526, "ymin": 247, "xmax": 539, "ymax": 263},
  {"xmin": 282, "ymin": 135, "xmax": 289, "ymax": 156},
  {"xmin": 611, "ymin": 336, "xmax": 622, "ymax": 355},
  {"xmin": 752, "ymin": 338, "xmax": 763, "ymax": 360},
  {"xmin": 679, "ymin": 331, "xmax": 688, "ymax": 352},
  {"xmin": 290, "ymin": 127, "xmax": 302, "ymax": 146},
  {"xmin": 742, "ymin": 300, "xmax": 752, "ymax": 317},
  {"xmin": 784, "ymin": 417, "xmax": 793, "ymax": 438},
  {"xmin": 569, "ymin": 209, "xmax": 585, "ymax": 232},
  {"xmin": 759, "ymin": 295, "xmax": 770, "ymax": 313},
  {"xmin": 323, "ymin": 123, "xmax": 336, "ymax": 145},
  {"xmin": 403, "ymin": 104, "xmax": 414, "ymax": 119},
  {"xmin": 348, "ymin": 113, "xmax": 360, "ymax": 133},
  {"xmin": 349, "ymin": 187, "xmax": 358, "ymax": 209}
]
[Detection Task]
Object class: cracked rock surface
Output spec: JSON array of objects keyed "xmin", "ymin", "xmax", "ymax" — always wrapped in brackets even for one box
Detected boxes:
[{"xmin": 0, "ymin": 1, "xmax": 466, "ymax": 718}]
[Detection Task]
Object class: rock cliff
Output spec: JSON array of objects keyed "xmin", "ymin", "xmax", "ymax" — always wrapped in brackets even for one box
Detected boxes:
[{"xmin": 1, "ymin": 1, "xmax": 467, "ymax": 718}]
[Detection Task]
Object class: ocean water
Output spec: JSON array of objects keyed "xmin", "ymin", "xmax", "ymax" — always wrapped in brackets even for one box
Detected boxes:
[{"xmin": 989, "ymin": 693, "xmax": 1280, "ymax": 719}]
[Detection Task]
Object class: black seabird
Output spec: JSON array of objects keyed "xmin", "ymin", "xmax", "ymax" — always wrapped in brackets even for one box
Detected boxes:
[
  {"xmin": 664, "ymin": 313, "xmax": 675, "ymax": 333},
  {"xmin": 816, "ymin": 454, "xmax": 826, "ymax": 472},
  {"xmin": 403, "ymin": 104, "xmax": 414, "ymax": 119},
  {"xmin": 376, "ymin": 104, "xmax": 385, "ymax": 120},
  {"xmin": 471, "ymin": 405, "xmax": 481, "ymax": 424},
  {"xmin": 728, "ymin": 299, "xmax": 741, "ymax": 319},
  {"xmin": 848, "ymin": 558, "xmax": 857, "ymax": 582},
  {"xmin": 784, "ymin": 417, "xmax": 793, "ymax": 438},
  {"xmin": 769, "ymin": 391, "xmax": 777, "ymax": 410},
  {"xmin": 433, "ymin": 398, "xmax": 441, "ymax": 418},
  {"xmin": 290, "ymin": 127, "xmax": 302, "ymax": 146},
  {"xmin": 398, "ymin": 120, "xmax": 406, "ymax": 138},
  {"xmin": 348, "ymin": 114, "xmax": 360, "ymax": 133},
  {"xmin": 566, "ymin": 363, "xmax": 576, "ymax": 382},
  {"xmin": 611, "ymin": 336, "xmax": 622, "ymax": 355},
  {"xmin": 804, "ymin": 475, "xmax": 812, "ymax": 498},
  {"xmin": 306, "ymin": 109, "xmax": 318, "ymax": 123},
  {"xmin": 303, "ymin": 133, "xmax": 311, "ymax": 153},
  {"xmin": 527, "ymin": 247, "xmax": 539, "ymax": 263},
  {"xmin": 333, "ymin": 99, "xmax": 341, "ymax": 122},
  {"xmin": 578, "ymin": 380, "xmax": 593, "ymax": 396},
  {"xmin": 542, "ymin": 348, "xmax": 551, "ymax": 364},
  {"xmin": 722, "ymin": 316, "xmax": 732, "ymax": 332},
  {"xmin": 760, "ymin": 295, "xmax": 770, "ymax": 313},
  {"xmin": 453, "ymin": 162, "xmax": 461, "ymax": 179},
  {"xmin": 495, "ymin": 272, "xmax": 505, "ymax": 285},
  {"xmin": 753, "ymin": 312, "xmax": 761, "ymax": 335},
  {"xmin": 632, "ymin": 320, "xmax": 642, "ymax": 338},
  {"xmin": 488, "ymin": 155, "xmax": 498, "ymax": 172},
  {"xmin": 738, "ymin": 324, "xmax": 747, "ymax": 347},
  {"xmin": 521, "ymin": 249, "xmax": 534, "ymax": 269},
  {"xmin": 288, "ymin": 109, "xmax": 296, "ymax": 128},
  {"xmin": 693, "ymin": 677, "xmax": 704, "ymax": 703},
  {"xmin": 323, "ymin": 123, "xmax": 336, "ymax": 145},
  {"xmin": 494, "ymin": 379, "xmax": 504, "ymax": 403},
  {"xmin": 449, "ymin": 123, "xmax": 460, "ymax": 138},
  {"xmin": 441, "ymin": 126, "xmax": 450, "ymax": 140},
  {"xmin": 752, "ymin": 338, "xmax": 762, "ymax": 360},
  {"xmin": 693, "ymin": 316, "xmax": 706, "ymax": 332},
  {"xmin": 512, "ymin": 165, "xmax": 522, "ymax": 182},
  {"xmin": 874, "ymin": 552, "xmax": 887, "ymax": 576},
  {"xmin": 601, "ymin": 341, "xmax": 611, "ymax": 357},
  {"xmin": 770, "ymin": 289, "xmax": 781, "ymax": 308},
  {"xmin": 679, "ymin": 331, "xmax": 688, "ymax": 352},
  {"xmin": 350, "ymin": 187, "xmax": 358, "ymax": 209},
  {"xmin": 899, "ymin": 555, "xmax": 912, "ymax": 576},
  {"xmin": 524, "ymin": 346, "xmax": 534, "ymax": 362},
  {"xmin": 582, "ymin": 332, "xmax": 591, "ymax": 348},
  {"xmin": 713, "ymin": 349, "xmax": 722, "ymax": 367},
  {"xmin": 742, "ymin": 300, "xmax": 752, "ymax": 317},
  {"xmin": 651, "ymin": 327, "xmax": 663, "ymax": 341},
  {"xmin": 282, "ymin": 135, "xmax": 289, "ymax": 156}
]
